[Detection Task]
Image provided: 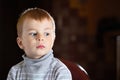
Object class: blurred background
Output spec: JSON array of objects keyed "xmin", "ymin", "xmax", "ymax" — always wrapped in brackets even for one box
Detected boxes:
[{"xmin": 0, "ymin": 0, "xmax": 120, "ymax": 80}]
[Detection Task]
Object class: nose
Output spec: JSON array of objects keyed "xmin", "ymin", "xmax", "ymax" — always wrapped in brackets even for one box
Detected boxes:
[{"xmin": 37, "ymin": 34, "xmax": 44, "ymax": 41}]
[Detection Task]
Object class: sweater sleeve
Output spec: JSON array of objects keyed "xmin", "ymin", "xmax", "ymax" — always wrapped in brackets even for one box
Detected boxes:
[
  {"xmin": 6, "ymin": 67, "xmax": 16, "ymax": 80},
  {"xmin": 55, "ymin": 67, "xmax": 72, "ymax": 80},
  {"xmin": 53, "ymin": 60, "xmax": 72, "ymax": 80}
]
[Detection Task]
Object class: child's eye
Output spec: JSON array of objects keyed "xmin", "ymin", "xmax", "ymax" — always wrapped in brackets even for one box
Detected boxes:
[
  {"xmin": 45, "ymin": 32, "xmax": 50, "ymax": 36},
  {"xmin": 29, "ymin": 32, "xmax": 37, "ymax": 37}
]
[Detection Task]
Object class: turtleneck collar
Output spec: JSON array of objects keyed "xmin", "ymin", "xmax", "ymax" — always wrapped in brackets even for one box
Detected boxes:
[{"xmin": 22, "ymin": 50, "xmax": 54, "ymax": 66}]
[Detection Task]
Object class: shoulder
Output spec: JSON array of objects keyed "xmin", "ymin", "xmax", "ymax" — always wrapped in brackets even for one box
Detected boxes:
[
  {"xmin": 9, "ymin": 61, "xmax": 24, "ymax": 73},
  {"xmin": 7, "ymin": 61, "xmax": 24, "ymax": 80},
  {"xmin": 52, "ymin": 58, "xmax": 70, "ymax": 70},
  {"xmin": 51, "ymin": 58, "xmax": 72, "ymax": 80}
]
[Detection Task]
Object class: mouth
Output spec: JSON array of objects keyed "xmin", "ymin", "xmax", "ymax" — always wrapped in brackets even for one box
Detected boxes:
[{"xmin": 36, "ymin": 45, "xmax": 45, "ymax": 49}]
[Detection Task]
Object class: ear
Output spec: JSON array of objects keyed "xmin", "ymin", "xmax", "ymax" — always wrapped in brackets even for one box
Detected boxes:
[{"xmin": 16, "ymin": 37, "xmax": 24, "ymax": 49}]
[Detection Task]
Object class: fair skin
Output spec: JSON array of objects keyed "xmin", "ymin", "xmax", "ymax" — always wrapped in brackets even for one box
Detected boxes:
[{"xmin": 17, "ymin": 18, "xmax": 55, "ymax": 59}]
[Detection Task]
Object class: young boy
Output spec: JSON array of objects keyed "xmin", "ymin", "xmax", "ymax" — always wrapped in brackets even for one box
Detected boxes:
[{"xmin": 7, "ymin": 8, "xmax": 72, "ymax": 80}]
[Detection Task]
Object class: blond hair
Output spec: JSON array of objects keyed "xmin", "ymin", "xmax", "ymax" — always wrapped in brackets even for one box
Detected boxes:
[{"xmin": 17, "ymin": 8, "xmax": 55, "ymax": 37}]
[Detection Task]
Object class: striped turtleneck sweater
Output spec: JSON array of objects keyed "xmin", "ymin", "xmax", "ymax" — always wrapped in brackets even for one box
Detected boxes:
[{"xmin": 7, "ymin": 50, "xmax": 72, "ymax": 80}]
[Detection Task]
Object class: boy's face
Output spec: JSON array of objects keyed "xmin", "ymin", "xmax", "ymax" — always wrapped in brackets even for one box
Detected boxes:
[{"xmin": 17, "ymin": 18, "xmax": 55, "ymax": 59}]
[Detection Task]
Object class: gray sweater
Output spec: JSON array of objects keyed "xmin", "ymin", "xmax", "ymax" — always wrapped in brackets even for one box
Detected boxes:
[{"xmin": 7, "ymin": 50, "xmax": 72, "ymax": 80}]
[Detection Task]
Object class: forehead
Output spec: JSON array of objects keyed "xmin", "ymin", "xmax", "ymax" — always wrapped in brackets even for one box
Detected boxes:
[{"xmin": 23, "ymin": 18, "xmax": 54, "ymax": 30}]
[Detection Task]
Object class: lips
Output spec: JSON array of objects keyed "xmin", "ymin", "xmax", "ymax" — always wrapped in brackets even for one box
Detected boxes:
[{"xmin": 36, "ymin": 45, "xmax": 45, "ymax": 49}]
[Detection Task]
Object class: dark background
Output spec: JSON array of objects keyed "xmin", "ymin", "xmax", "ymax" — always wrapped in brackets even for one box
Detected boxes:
[{"xmin": 0, "ymin": 0, "xmax": 120, "ymax": 80}]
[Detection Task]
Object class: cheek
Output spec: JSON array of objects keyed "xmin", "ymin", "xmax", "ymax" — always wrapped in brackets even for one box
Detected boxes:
[
  {"xmin": 22, "ymin": 38, "xmax": 35, "ymax": 47},
  {"xmin": 45, "ymin": 37, "xmax": 53, "ymax": 45},
  {"xmin": 49, "ymin": 37, "xmax": 55, "ymax": 46}
]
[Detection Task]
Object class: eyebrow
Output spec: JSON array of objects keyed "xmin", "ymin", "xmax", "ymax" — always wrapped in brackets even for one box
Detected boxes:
[
  {"xmin": 26, "ymin": 28, "xmax": 36, "ymax": 31},
  {"xmin": 44, "ymin": 27, "xmax": 53, "ymax": 30},
  {"xmin": 26, "ymin": 27, "xmax": 53, "ymax": 31}
]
